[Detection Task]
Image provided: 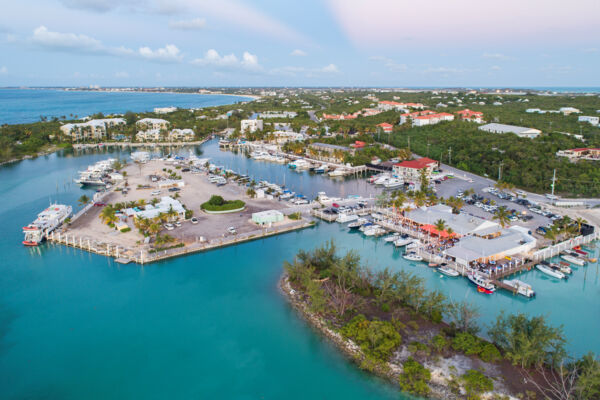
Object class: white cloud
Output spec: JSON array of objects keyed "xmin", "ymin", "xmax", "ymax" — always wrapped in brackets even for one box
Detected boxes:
[
  {"xmin": 115, "ymin": 71, "xmax": 129, "ymax": 78},
  {"xmin": 169, "ymin": 18, "xmax": 206, "ymax": 31},
  {"xmin": 581, "ymin": 47, "xmax": 598, "ymax": 53},
  {"xmin": 0, "ymin": 66, "xmax": 7, "ymax": 74},
  {"xmin": 422, "ymin": 66, "xmax": 470, "ymax": 74},
  {"xmin": 490, "ymin": 65, "xmax": 501, "ymax": 71},
  {"xmin": 31, "ymin": 26, "xmax": 183, "ymax": 63},
  {"xmin": 191, "ymin": 49, "xmax": 261, "ymax": 71},
  {"xmin": 369, "ymin": 56, "xmax": 407, "ymax": 72},
  {"xmin": 290, "ymin": 49, "xmax": 307, "ymax": 56},
  {"xmin": 321, "ymin": 64, "xmax": 339, "ymax": 73},
  {"xmin": 60, "ymin": 0, "xmax": 125, "ymax": 12},
  {"xmin": 482, "ymin": 53, "xmax": 512, "ymax": 60},
  {"xmin": 138, "ymin": 44, "xmax": 182, "ymax": 62}
]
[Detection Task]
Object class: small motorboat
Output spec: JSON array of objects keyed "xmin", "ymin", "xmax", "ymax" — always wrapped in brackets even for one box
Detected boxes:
[
  {"xmin": 438, "ymin": 265, "xmax": 459, "ymax": 277},
  {"xmin": 477, "ymin": 286, "xmax": 495, "ymax": 294},
  {"xmin": 503, "ymin": 279, "xmax": 536, "ymax": 298},
  {"xmin": 384, "ymin": 233, "xmax": 400, "ymax": 242},
  {"xmin": 561, "ymin": 254, "xmax": 586, "ymax": 266},
  {"xmin": 428, "ymin": 262, "xmax": 439, "ymax": 268},
  {"xmin": 468, "ymin": 273, "xmax": 496, "ymax": 293},
  {"xmin": 549, "ymin": 262, "xmax": 572, "ymax": 275},
  {"xmin": 403, "ymin": 252, "xmax": 423, "ymax": 262},
  {"xmin": 536, "ymin": 264, "xmax": 566, "ymax": 279}
]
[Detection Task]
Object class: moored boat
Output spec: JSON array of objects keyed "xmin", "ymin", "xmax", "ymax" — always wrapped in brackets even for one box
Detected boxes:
[
  {"xmin": 502, "ymin": 279, "xmax": 536, "ymax": 298},
  {"xmin": 468, "ymin": 273, "xmax": 496, "ymax": 293},
  {"xmin": 403, "ymin": 252, "xmax": 423, "ymax": 262},
  {"xmin": 23, "ymin": 204, "xmax": 73, "ymax": 246},
  {"xmin": 536, "ymin": 264, "xmax": 566, "ymax": 279},
  {"xmin": 438, "ymin": 265, "xmax": 459, "ymax": 277},
  {"xmin": 561, "ymin": 254, "xmax": 586, "ymax": 266}
]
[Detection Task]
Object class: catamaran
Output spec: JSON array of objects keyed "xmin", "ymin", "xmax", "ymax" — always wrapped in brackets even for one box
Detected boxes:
[{"xmin": 23, "ymin": 204, "xmax": 72, "ymax": 246}]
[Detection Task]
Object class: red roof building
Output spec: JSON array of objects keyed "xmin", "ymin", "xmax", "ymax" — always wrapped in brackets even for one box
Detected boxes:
[
  {"xmin": 456, "ymin": 109, "xmax": 484, "ymax": 123},
  {"xmin": 392, "ymin": 157, "xmax": 438, "ymax": 187},
  {"xmin": 350, "ymin": 140, "xmax": 366, "ymax": 148},
  {"xmin": 376, "ymin": 123, "xmax": 394, "ymax": 133}
]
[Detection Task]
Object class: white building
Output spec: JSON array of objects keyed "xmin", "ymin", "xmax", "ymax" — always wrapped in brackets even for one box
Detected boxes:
[
  {"xmin": 479, "ymin": 123, "xmax": 541, "ymax": 139},
  {"xmin": 168, "ymin": 128, "xmax": 195, "ymax": 141},
  {"xmin": 60, "ymin": 118, "xmax": 126, "ymax": 140},
  {"xmin": 392, "ymin": 157, "xmax": 438, "ymax": 186},
  {"xmin": 133, "ymin": 196, "xmax": 186, "ymax": 221},
  {"xmin": 136, "ymin": 118, "xmax": 170, "ymax": 131},
  {"xmin": 412, "ymin": 113, "xmax": 454, "ymax": 127},
  {"xmin": 154, "ymin": 107, "xmax": 178, "ymax": 114},
  {"xmin": 241, "ymin": 119, "xmax": 264, "ymax": 134},
  {"xmin": 136, "ymin": 129, "xmax": 162, "ymax": 142},
  {"xmin": 578, "ymin": 116, "xmax": 599, "ymax": 126},
  {"xmin": 559, "ymin": 107, "xmax": 581, "ymax": 115},
  {"xmin": 271, "ymin": 130, "xmax": 305, "ymax": 144},
  {"xmin": 257, "ymin": 111, "xmax": 298, "ymax": 119}
]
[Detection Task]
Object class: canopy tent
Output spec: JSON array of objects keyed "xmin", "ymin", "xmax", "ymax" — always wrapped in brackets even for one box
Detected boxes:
[{"xmin": 420, "ymin": 224, "xmax": 455, "ymax": 238}]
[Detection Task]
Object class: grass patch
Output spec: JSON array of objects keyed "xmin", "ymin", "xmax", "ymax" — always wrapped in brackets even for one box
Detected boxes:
[{"xmin": 201, "ymin": 195, "xmax": 245, "ymax": 212}]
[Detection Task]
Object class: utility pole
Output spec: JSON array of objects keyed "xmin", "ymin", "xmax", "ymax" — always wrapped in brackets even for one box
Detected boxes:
[
  {"xmin": 551, "ymin": 168, "xmax": 557, "ymax": 196},
  {"xmin": 408, "ymin": 136, "xmax": 411, "ymax": 151},
  {"xmin": 448, "ymin": 147, "xmax": 452, "ymax": 165},
  {"xmin": 498, "ymin": 161, "xmax": 503, "ymax": 181},
  {"xmin": 426, "ymin": 142, "xmax": 430, "ymax": 158}
]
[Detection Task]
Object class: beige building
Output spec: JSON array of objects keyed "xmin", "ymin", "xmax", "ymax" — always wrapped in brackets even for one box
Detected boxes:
[
  {"xmin": 136, "ymin": 118, "xmax": 170, "ymax": 131},
  {"xmin": 60, "ymin": 118, "xmax": 126, "ymax": 141}
]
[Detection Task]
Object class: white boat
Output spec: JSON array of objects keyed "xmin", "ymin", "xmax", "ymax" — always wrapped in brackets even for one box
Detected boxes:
[
  {"xmin": 406, "ymin": 241, "xmax": 419, "ymax": 250},
  {"xmin": 549, "ymin": 262, "xmax": 572, "ymax": 275},
  {"xmin": 364, "ymin": 225, "xmax": 385, "ymax": 237},
  {"xmin": 561, "ymin": 254, "xmax": 586, "ymax": 266},
  {"xmin": 536, "ymin": 264, "xmax": 566, "ymax": 279},
  {"xmin": 369, "ymin": 173, "xmax": 389, "ymax": 184},
  {"xmin": 314, "ymin": 164, "xmax": 329, "ymax": 174},
  {"xmin": 337, "ymin": 213, "xmax": 358, "ymax": 223},
  {"xmin": 23, "ymin": 204, "xmax": 73, "ymax": 246},
  {"xmin": 383, "ymin": 233, "xmax": 400, "ymax": 242},
  {"xmin": 251, "ymin": 151, "xmax": 269, "ymax": 160},
  {"xmin": 383, "ymin": 178, "xmax": 403, "ymax": 188},
  {"xmin": 394, "ymin": 237, "xmax": 415, "ymax": 247},
  {"xmin": 467, "ymin": 274, "xmax": 496, "ymax": 292},
  {"xmin": 438, "ymin": 265, "xmax": 459, "ymax": 277},
  {"xmin": 288, "ymin": 159, "xmax": 311, "ymax": 170},
  {"xmin": 374, "ymin": 175, "xmax": 391, "ymax": 185},
  {"xmin": 329, "ymin": 169, "xmax": 347, "ymax": 177},
  {"xmin": 348, "ymin": 218, "xmax": 367, "ymax": 230},
  {"xmin": 403, "ymin": 252, "xmax": 423, "ymax": 262},
  {"xmin": 502, "ymin": 279, "xmax": 536, "ymax": 298}
]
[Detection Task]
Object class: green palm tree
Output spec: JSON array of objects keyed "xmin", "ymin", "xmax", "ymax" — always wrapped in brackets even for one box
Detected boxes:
[
  {"xmin": 575, "ymin": 217, "xmax": 587, "ymax": 234},
  {"xmin": 167, "ymin": 205, "xmax": 178, "ymax": 221},
  {"xmin": 150, "ymin": 197, "xmax": 160, "ymax": 206},
  {"xmin": 99, "ymin": 205, "xmax": 116, "ymax": 224},
  {"xmin": 246, "ymin": 188, "xmax": 257, "ymax": 198},
  {"xmin": 413, "ymin": 191, "xmax": 427, "ymax": 207},
  {"xmin": 434, "ymin": 218, "xmax": 447, "ymax": 233},
  {"xmin": 78, "ymin": 195, "xmax": 90, "ymax": 207},
  {"xmin": 149, "ymin": 222, "xmax": 161, "ymax": 236},
  {"xmin": 544, "ymin": 226, "xmax": 558, "ymax": 244},
  {"xmin": 393, "ymin": 191, "xmax": 406, "ymax": 209},
  {"xmin": 493, "ymin": 206, "xmax": 511, "ymax": 228}
]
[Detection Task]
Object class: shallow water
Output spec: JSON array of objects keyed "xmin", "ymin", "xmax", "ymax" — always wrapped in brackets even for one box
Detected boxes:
[{"xmin": 0, "ymin": 145, "xmax": 598, "ymax": 399}]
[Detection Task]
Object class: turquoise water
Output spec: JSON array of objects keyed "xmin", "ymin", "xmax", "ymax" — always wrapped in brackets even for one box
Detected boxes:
[
  {"xmin": 0, "ymin": 148, "xmax": 599, "ymax": 399},
  {"xmin": 0, "ymin": 89, "xmax": 252, "ymax": 125}
]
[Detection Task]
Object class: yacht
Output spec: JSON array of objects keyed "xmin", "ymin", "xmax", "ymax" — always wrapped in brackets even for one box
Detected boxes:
[
  {"xmin": 383, "ymin": 233, "xmax": 400, "ymax": 242},
  {"xmin": 468, "ymin": 274, "xmax": 496, "ymax": 293},
  {"xmin": 560, "ymin": 254, "xmax": 586, "ymax": 266},
  {"xmin": 364, "ymin": 225, "xmax": 385, "ymax": 237},
  {"xmin": 374, "ymin": 174, "xmax": 391, "ymax": 185},
  {"xmin": 536, "ymin": 264, "xmax": 566, "ymax": 279},
  {"xmin": 251, "ymin": 151, "xmax": 269, "ymax": 160},
  {"xmin": 369, "ymin": 173, "xmax": 388, "ymax": 184},
  {"xmin": 329, "ymin": 169, "xmax": 347, "ymax": 177},
  {"xmin": 438, "ymin": 265, "xmax": 459, "ymax": 277},
  {"xmin": 288, "ymin": 159, "xmax": 311, "ymax": 170},
  {"xmin": 502, "ymin": 279, "xmax": 536, "ymax": 298},
  {"xmin": 314, "ymin": 164, "xmax": 329, "ymax": 174},
  {"xmin": 403, "ymin": 252, "xmax": 423, "ymax": 262},
  {"xmin": 23, "ymin": 204, "xmax": 72, "ymax": 246},
  {"xmin": 394, "ymin": 236, "xmax": 415, "ymax": 247},
  {"xmin": 383, "ymin": 178, "xmax": 403, "ymax": 189},
  {"xmin": 348, "ymin": 218, "xmax": 367, "ymax": 230}
]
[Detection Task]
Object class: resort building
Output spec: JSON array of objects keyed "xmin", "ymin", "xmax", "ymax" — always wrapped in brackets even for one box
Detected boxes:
[
  {"xmin": 270, "ymin": 130, "xmax": 306, "ymax": 144},
  {"xmin": 168, "ymin": 129, "xmax": 195, "ymax": 141},
  {"xmin": 132, "ymin": 196, "xmax": 186, "ymax": 221},
  {"xmin": 378, "ymin": 101, "xmax": 425, "ymax": 111},
  {"xmin": 578, "ymin": 116, "xmax": 599, "ymax": 126},
  {"xmin": 308, "ymin": 143, "xmax": 355, "ymax": 162},
  {"xmin": 399, "ymin": 110, "xmax": 436, "ymax": 125},
  {"xmin": 559, "ymin": 107, "xmax": 581, "ymax": 115},
  {"xmin": 392, "ymin": 157, "xmax": 438, "ymax": 186},
  {"xmin": 412, "ymin": 112, "xmax": 454, "ymax": 127},
  {"xmin": 136, "ymin": 129, "xmax": 162, "ymax": 142},
  {"xmin": 376, "ymin": 123, "xmax": 394, "ymax": 133},
  {"xmin": 478, "ymin": 123, "xmax": 541, "ymax": 139},
  {"xmin": 60, "ymin": 118, "xmax": 126, "ymax": 141},
  {"xmin": 154, "ymin": 107, "xmax": 178, "ymax": 114},
  {"xmin": 455, "ymin": 109, "xmax": 484, "ymax": 123},
  {"xmin": 322, "ymin": 113, "xmax": 358, "ymax": 120},
  {"xmin": 252, "ymin": 210, "xmax": 284, "ymax": 226},
  {"xmin": 136, "ymin": 118, "xmax": 170, "ymax": 131},
  {"xmin": 256, "ymin": 111, "xmax": 298, "ymax": 119},
  {"xmin": 556, "ymin": 148, "xmax": 600, "ymax": 161},
  {"xmin": 240, "ymin": 119, "xmax": 264, "ymax": 133}
]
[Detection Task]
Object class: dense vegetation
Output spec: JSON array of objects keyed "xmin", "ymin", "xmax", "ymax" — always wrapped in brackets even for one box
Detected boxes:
[
  {"xmin": 284, "ymin": 241, "xmax": 600, "ymax": 399},
  {"xmin": 200, "ymin": 195, "xmax": 245, "ymax": 212}
]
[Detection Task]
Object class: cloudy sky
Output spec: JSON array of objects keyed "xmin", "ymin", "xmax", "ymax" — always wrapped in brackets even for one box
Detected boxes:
[{"xmin": 0, "ymin": 0, "xmax": 599, "ymax": 87}]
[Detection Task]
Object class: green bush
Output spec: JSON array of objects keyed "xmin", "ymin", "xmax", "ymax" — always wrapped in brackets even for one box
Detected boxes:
[
  {"xmin": 341, "ymin": 315, "xmax": 402, "ymax": 361},
  {"xmin": 452, "ymin": 332, "xmax": 483, "ymax": 356},
  {"xmin": 398, "ymin": 357, "xmax": 431, "ymax": 396},
  {"xmin": 432, "ymin": 334, "xmax": 448, "ymax": 353},
  {"xmin": 461, "ymin": 369, "xmax": 493, "ymax": 400},
  {"xmin": 120, "ymin": 227, "xmax": 131, "ymax": 233},
  {"xmin": 201, "ymin": 195, "xmax": 245, "ymax": 212},
  {"xmin": 184, "ymin": 209, "xmax": 193, "ymax": 219},
  {"xmin": 479, "ymin": 343, "xmax": 501, "ymax": 362},
  {"xmin": 288, "ymin": 212, "xmax": 302, "ymax": 220}
]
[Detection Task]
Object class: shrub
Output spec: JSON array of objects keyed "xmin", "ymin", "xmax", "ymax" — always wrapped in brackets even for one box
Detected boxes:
[
  {"xmin": 120, "ymin": 227, "xmax": 131, "ymax": 233},
  {"xmin": 341, "ymin": 315, "xmax": 402, "ymax": 361},
  {"xmin": 462, "ymin": 369, "xmax": 493, "ymax": 400},
  {"xmin": 201, "ymin": 195, "xmax": 245, "ymax": 212},
  {"xmin": 184, "ymin": 209, "xmax": 193, "ymax": 219},
  {"xmin": 479, "ymin": 343, "xmax": 501, "ymax": 362},
  {"xmin": 398, "ymin": 357, "xmax": 431, "ymax": 396},
  {"xmin": 432, "ymin": 334, "xmax": 448, "ymax": 353},
  {"xmin": 452, "ymin": 332, "xmax": 482, "ymax": 356},
  {"xmin": 288, "ymin": 212, "xmax": 302, "ymax": 220}
]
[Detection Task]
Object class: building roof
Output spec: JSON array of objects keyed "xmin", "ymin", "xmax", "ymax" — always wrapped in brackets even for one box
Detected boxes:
[
  {"xmin": 406, "ymin": 205, "xmax": 499, "ymax": 236},
  {"xmin": 310, "ymin": 142, "xmax": 350, "ymax": 151},
  {"xmin": 394, "ymin": 157, "xmax": 438, "ymax": 170},
  {"xmin": 377, "ymin": 123, "xmax": 394, "ymax": 128},
  {"xmin": 479, "ymin": 123, "xmax": 541, "ymax": 135},
  {"xmin": 444, "ymin": 227, "xmax": 535, "ymax": 262}
]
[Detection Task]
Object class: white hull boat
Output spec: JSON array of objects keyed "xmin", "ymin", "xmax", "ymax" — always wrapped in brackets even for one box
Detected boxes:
[
  {"xmin": 503, "ymin": 279, "xmax": 536, "ymax": 297},
  {"xmin": 438, "ymin": 265, "xmax": 459, "ymax": 277},
  {"xmin": 536, "ymin": 264, "xmax": 566, "ymax": 279},
  {"xmin": 561, "ymin": 254, "xmax": 586, "ymax": 266},
  {"xmin": 403, "ymin": 252, "xmax": 423, "ymax": 262}
]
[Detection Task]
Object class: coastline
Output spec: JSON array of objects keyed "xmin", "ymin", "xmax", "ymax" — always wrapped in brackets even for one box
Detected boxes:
[{"xmin": 279, "ymin": 275, "xmax": 520, "ymax": 400}]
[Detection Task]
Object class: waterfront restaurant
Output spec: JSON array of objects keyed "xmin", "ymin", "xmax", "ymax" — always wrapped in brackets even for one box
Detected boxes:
[
  {"xmin": 405, "ymin": 205, "xmax": 501, "ymax": 237},
  {"xmin": 444, "ymin": 226, "xmax": 537, "ymax": 267}
]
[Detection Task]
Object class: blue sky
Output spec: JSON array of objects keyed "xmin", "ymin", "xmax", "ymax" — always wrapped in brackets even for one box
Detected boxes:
[{"xmin": 0, "ymin": 0, "xmax": 599, "ymax": 87}]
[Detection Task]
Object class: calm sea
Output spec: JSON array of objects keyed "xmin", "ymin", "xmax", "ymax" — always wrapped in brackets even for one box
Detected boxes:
[{"xmin": 0, "ymin": 88, "xmax": 253, "ymax": 125}]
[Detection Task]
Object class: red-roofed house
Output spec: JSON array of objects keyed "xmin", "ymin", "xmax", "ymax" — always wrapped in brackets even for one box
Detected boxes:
[
  {"xmin": 392, "ymin": 157, "xmax": 439, "ymax": 186},
  {"xmin": 456, "ymin": 109, "xmax": 484, "ymax": 123},
  {"xmin": 322, "ymin": 113, "xmax": 358, "ymax": 120},
  {"xmin": 350, "ymin": 140, "xmax": 366, "ymax": 149},
  {"xmin": 376, "ymin": 123, "xmax": 394, "ymax": 133},
  {"xmin": 556, "ymin": 148, "xmax": 600, "ymax": 161}
]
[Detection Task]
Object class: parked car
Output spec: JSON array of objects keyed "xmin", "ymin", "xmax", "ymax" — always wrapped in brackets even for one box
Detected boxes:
[
  {"xmin": 168, "ymin": 187, "xmax": 181, "ymax": 192},
  {"xmin": 151, "ymin": 190, "xmax": 161, "ymax": 196},
  {"xmin": 93, "ymin": 202, "xmax": 106, "ymax": 207},
  {"xmin": 174, "ymin": 221, "xmax": 182, "ymax": 227},
  {"xmin": 190, "ymin": 217, "xmax": 199, "ymax": 224},
  {"xmin": 227, "ymin": 227, "xmax": 237, "ymax": 234},
  {"xmin": 164, "ymin": 223, "xmax": 175, "ymax": 231}
]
